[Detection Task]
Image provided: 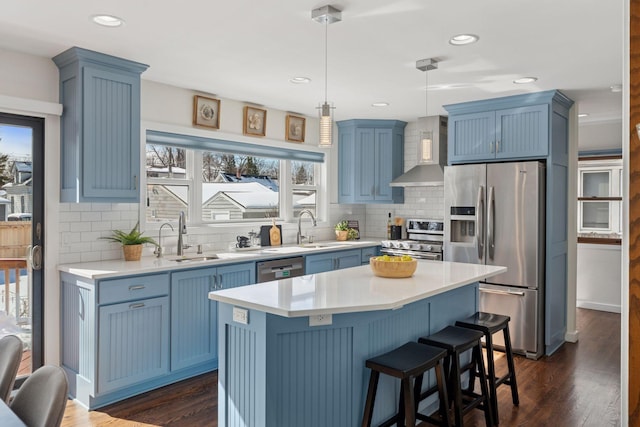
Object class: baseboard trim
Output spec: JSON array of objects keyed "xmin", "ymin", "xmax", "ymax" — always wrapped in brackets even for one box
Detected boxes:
[
  {"xmin": 576, "ymin": 301, "xmax": 621, "ymax": 313},
  {"xmin": 565, "ymin": 330, "xmax": 580, "ymax": 343}
]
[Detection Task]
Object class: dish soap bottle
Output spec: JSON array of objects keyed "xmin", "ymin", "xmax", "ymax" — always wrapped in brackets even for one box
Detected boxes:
[{"xmin": 387, "ymin": 213, "xmax": 392, "ymax": 239}]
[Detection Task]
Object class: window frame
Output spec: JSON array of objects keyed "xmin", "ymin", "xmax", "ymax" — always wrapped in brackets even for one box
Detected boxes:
[{"xmin": 141, "ymin": 126, "xmax": 326, "ymax": 230}]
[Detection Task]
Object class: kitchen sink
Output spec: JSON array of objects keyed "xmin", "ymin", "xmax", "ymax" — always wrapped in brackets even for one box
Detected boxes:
[
  {"xmin": 298, "ymin": 244, "xmax": 332, "ymax": 249},
  {"xmin": 170, "ymin": 255, "xmax": 219, "ymax": 262}
]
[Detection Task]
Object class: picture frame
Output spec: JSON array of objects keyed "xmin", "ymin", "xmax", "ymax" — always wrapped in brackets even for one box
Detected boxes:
[
  {"xmin": 285, "ymin": 114, "xmax": 306, "ymax": 143},
  {"xmin": 243, "ymin": 106, "xmax": 267, "ymax": 137},
  {"xmin": 193, "ymin": 95, "xmax": 220, "ymax": 129}
]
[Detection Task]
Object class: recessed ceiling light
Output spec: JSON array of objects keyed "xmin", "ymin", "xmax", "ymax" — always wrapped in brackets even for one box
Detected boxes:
[
  {"xmin": 449, "ymin": 34, "xmax": 479, "ymax": 46},
  {"xmin": 513, "ymin": 77, "xmax": 538, "ymax": 84},
  {"xmin": 91, "ymin": 14, "xmax": 125, "ymax": 27},
  {"xmin": 578, "ymin": 113, "xmax": 589, "ymax": 118},
  {"xmin": 290, "ymin": 77, "xmax": 311, "ymax": 84},
  {"xmin": 371, "ymin": 102, "xmax": 389, "ymax": 107},
  {"xmin": 610, "ymin": 84, "xmax": 622, "ymax": 93}
]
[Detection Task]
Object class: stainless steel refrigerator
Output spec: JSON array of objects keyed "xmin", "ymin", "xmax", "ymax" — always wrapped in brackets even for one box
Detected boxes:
[{"xmin": 444, "ymin": 161, "xmax": 545, "ymax": 359}]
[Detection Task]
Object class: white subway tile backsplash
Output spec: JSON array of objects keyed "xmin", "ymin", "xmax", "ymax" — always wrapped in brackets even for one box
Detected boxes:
[{"xmin": 80, "ymin": 211, "xmax": 102, "ymax": 222}]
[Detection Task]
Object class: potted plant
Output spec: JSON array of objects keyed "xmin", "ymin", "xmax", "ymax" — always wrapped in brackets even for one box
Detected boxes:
[
  {"xmin": 334, "ymin": 220, "xmax": 350, "ymax": 241},
  {"xmin": 101, "ymin": 222, "xmax": 158, "ymax": 261}
]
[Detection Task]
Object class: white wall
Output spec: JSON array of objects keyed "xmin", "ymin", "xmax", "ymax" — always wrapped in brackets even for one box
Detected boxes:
[{"xmin": 576, "ymin": 243, "xmax": 622, "ymax": 313}]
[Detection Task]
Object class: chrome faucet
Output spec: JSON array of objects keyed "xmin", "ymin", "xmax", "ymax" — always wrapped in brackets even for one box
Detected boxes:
[
  {"xmin": 154, "ymin": 222, "xmax": 174, "ymax": 258},
  {"xmin": 177, "ymin": 211, "xmax": 189, "ymax": 256},
  {"xmin": 297, "ymin": 209, "xmax": 317, "ymax": 245}
]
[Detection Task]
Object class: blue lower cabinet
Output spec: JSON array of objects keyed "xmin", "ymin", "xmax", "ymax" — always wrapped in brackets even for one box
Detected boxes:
[
  {"xmin": 305, "ymin": 249, "xmax": 361, "ymax": 274},
  {"xmin": 170, "ymin": 262, "xmax": 255, "ymax": 372},
  {"xmin": 361, "ymin": 246, "xmax": 380, "ymax": 264},
  {"xmin": 97, "ymin": 296, "xmax": 170, "ymax": 394},
  {"xmin": 171, "ymin": 268, "xmax": 218, "ymax": 371}
]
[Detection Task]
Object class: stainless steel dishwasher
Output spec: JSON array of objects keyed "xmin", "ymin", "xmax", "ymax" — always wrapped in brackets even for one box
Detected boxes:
[{"xmin": 256, "ymin": 256, "xmax": 305, "ymax": 283}]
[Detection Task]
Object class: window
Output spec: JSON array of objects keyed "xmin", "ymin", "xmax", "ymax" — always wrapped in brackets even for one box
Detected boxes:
[
  {"xmin": 577, "ymin": 159, "xmax": 622, "ymax": 234},
  {"xmin": 145, "ymin": 140, "xmax": 320, "ymax": 225}
]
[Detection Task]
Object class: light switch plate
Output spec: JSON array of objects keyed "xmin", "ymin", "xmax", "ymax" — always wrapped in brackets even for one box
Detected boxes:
[
  {"xmin": 232, "ymin": 307, "xmax": 249, "ymax": 324},
  {"xmin": 309, "ymin": 313, "xmax": 332, "ymax": 327}
]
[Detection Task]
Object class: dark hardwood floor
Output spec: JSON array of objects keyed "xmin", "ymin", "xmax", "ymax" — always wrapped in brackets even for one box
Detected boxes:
[{"xmin": 60, "ymin": 308, "xmax": 620, "ymax": 427}]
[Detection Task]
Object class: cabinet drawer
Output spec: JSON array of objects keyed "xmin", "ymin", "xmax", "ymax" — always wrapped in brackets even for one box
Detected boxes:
[
  {"xmin": 98, "ymin": 274, "xmax": 169, "ymax": 305},
  {"xmin": 361, "ymin": 246, "xmax": 379, "ymax": 264}
]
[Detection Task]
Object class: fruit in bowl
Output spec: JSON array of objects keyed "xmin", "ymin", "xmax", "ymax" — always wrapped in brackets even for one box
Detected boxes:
[{"xmin": 370, "ymin": 255, "xmax": 417, "ymax": 278}]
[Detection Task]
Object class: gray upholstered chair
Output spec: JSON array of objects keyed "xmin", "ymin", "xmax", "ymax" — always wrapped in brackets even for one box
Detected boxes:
[
  {"xmin": 10, "ymin": 365, "xmax": 68, "ymax": 427},
  {"xmin": 0, "ymin": 335, "xmax": 23, "ymax": 403}
]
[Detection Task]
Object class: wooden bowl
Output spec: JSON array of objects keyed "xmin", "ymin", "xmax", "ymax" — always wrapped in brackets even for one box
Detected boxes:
[{"xmin": 370, "ymin": 257, "xmax": 417, "ymax": 278}]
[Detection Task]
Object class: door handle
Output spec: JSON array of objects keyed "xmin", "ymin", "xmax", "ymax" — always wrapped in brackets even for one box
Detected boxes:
[
  {"xmin": 129, "ymin": 303, "xmax": 146, "ymax": 309},
  {"xmin": 129, "ymin": 285, "xmax": 146, "ymax": 291},
  {"xmin": 31, "ymin": 245, "xmax": 43, "ymax": 270},
  {"xmin": 476, "ymin": 186, "xmax": 484, "ymax": 261},
  {"xmin": 480, "ymin": 288, "xmax": 525, "ymax": 297},
  {"xmin": 487, "ymin": 186, "xmax": 495, "ymax": 260}
]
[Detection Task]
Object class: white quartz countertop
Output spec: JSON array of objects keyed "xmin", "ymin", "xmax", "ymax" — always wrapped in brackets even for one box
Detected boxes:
[
  {"xmin": 58, "ymin": 240, "xmax": 380, "ymax": 280},
  {"xmin": 208, "ymin": 260, "xmax": 507, "ymax": 317}
]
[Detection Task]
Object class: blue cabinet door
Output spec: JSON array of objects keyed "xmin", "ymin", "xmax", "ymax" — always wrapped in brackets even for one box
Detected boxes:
[
  {"xmin": 495, "ymin": 105, "xmax": 548, "ymax": 159},
  {"xmin": 218, "ymin": 262, "xmax": 256, "ymax": 289},
  {"xmin": 170, "ymin": 268, "xmax": 218, "ymax": 372},
  {"xmin": 305, "ymin": 252, "xmax": 336, "ymax": 274},
  {"xmin": 82, "ymin": 67, "xmax": 140, "ymax": 200},
  {"xmin": 361, "ymin": 246, "xmax": 380, "ymax": 264},
  {"xmin": 355, "ymin": 128, "xmax": 376, "ymax": 202},
  {"xmin": 337, "ymin": 120, "xmax": 406, "ymax": 204},
  {"xmin": 335, "ymin": 249, "xmax": 361, "ymax": 269},
  {"xmin": 448, "ymin": 111, "xmax": 495, "ymax": 163},
  {"xmin": 98, "ymin": 296, "xmax": 169, "ymax": 393},
  {"xmin": 374, "ymin": 129, "xmax": 394, "ymax": 201}
]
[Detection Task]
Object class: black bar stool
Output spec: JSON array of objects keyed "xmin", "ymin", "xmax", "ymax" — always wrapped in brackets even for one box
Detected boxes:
[
  {"xmin": 455, "ymin": 312, "xmax": 519, "ymax": 424},
  {"xmin": 419, "ymin": 326, "xmax": 494, "ymax": 427},
  {"xmin": 361, "ymin": 341, "xmax": 451, "ymax": 427}
]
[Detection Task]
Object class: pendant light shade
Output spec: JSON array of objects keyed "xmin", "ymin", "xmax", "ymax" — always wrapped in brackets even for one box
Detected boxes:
[
  {"xmin": 416, "ymin": 58, "xmax": 438, "ymax": 164},
  {"xmin": 313, "ymin": 5, "xmax": 341, "ymax": 147}
]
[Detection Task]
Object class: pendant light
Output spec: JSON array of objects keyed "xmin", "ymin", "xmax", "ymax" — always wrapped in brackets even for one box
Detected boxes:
[
  {"xmin": 416, "ymin": 58, "xmax": 438, "ymax": 164},
  {"xmin": 312, "ymin": 5, "xmax": 341, "ymax": 147}
]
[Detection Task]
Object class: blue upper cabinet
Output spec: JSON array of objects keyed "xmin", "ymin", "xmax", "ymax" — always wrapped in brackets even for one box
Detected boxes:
[
  {"xmin": 337, "ymin": 120, "xmax": 406, "ymax": 204},
  {"xmin": 445, "ymin": 91, "xmax": 570, "ymax": 164},
  {"xmin": 53, "ymin": 47, "xmax": 149, "ymax": 203}
]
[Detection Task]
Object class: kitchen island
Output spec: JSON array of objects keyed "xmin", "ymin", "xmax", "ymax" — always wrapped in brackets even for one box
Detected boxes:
[{"xmin": 209, "ymin": 260, "xmax": 506, "ymax": 427}]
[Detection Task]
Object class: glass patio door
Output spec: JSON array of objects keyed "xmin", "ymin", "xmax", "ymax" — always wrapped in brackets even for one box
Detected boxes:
[{"xmin": 0, "ymin": 112, "xmax": 44, "ymax": 379}]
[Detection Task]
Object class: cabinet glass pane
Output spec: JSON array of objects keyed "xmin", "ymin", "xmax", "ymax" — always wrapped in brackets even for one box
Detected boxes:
[
  {"xmin": 581, "ymin": 201, "xmax": 610, "ymax": 229},
  {"xmin": 582, "ymin": 171, "xmax": 610, "ymax": 197}
]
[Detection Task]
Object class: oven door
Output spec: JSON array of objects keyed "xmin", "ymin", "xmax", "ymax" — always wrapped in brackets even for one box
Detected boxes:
[{"xmin": 380, "ymin": 248, "xmax": 442, "ymax": 261}]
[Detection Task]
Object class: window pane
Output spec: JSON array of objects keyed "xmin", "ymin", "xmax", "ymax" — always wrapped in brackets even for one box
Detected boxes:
[
  {"xmin": 146, "ymin": 145, "xmax": 187, "ymax": 179},
  {"xmin": 581, "ymin": 201, "xmax": 610, "ymax": 229},
  {"xmin": 291, "ymin": 161, "xmax": 315, "ymax": 185},
  {"xmin": 294, "ymin": 190, "xmax": 316, "ymax": 217},
  {"xmin": 582, "ymin": 171, "xmax": 609, "ymax": 197},
  {"xmin": 146, "ymin": 184, "xmax": 189, "ymax": 223},
  {"xmin": 201, "ymin": 152, "xmax": 280, "ymax": 221}
]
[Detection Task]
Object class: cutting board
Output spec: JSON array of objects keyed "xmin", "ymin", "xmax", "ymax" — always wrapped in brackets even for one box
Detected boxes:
[{"xmin": 260, "ymin": 225, "xmax": 282, "ymax": 246}]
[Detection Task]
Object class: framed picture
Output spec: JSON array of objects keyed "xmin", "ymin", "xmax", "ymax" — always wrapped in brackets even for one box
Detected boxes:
[
  {"xmin": 243, "ymin": 106, "xmax": 267, "ymax": 137},
  {"xmin": 193, "ymin": 95, "xmax": 220, "ymax": 129},
  {"xmin": 285, "ymin": 114, "xmax": 306, "ymax": 143}
]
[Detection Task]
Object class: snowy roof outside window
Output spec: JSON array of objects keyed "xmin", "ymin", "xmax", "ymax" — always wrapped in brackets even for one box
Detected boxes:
[
  {"xmin": 12, "ymin": 161, "xmax": 31, "ymax": 173},
  {"xmin": 217, "ymin": 173, "xmax": 279, "ymax": 192}
]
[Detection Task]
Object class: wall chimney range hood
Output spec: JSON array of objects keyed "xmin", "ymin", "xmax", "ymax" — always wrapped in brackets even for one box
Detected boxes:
[{"xmin": 390, "ymin": 115, "xmax": 448, "ymax": 187}]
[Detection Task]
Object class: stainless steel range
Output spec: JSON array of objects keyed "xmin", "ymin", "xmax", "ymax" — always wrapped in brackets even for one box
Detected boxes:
[{"xmin": 380, "ymin": 219, "xmax": 444, "ymax": 260}]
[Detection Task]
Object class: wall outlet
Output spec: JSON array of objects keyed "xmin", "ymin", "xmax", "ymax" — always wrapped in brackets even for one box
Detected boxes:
[
  {"xmin": 309, "ymin": 313, "xmax": 332, "ymax": 327},
  {"xmin": 232, "ymin": 307, "xmax": 249, "ymax": 324}
]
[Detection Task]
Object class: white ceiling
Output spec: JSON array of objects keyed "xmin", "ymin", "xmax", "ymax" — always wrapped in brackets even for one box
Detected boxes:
[{"xmin": 1, "ymin": 0, "xmax": 624, "ymax": 149}]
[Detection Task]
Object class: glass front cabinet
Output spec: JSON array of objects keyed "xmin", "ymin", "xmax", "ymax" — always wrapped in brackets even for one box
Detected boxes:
[{"xmin": 577, "ymin": 159, "xmax": 622, "ymax": 234}]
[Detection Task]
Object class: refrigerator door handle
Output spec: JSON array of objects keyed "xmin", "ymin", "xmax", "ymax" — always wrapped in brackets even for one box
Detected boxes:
[
  {"xmin": 479, "ymin": 288, "xmax": 526, "ymax": 297},
  {"xmin": 487, "ymin": 186, "xmax": 495, "ymax": 260},
  {"xmin": 476, "ymin": 185, "xmax": 484, "ymax": 260}
]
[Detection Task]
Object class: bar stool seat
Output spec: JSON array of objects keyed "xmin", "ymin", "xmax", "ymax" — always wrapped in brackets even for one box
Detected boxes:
[
  {"xmin": 456, "ymin": 312, "xmax": 519, "ymax": 424},
  {"xmin": 362, "ymin": 341, "xmax": 451, "ymax": 427},
  {"xmin": 419, "ymin": 326, "xmax": 494, "ymax": 427}
]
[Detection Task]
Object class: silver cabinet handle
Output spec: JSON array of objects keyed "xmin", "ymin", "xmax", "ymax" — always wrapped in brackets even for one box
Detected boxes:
[
  {"xmin": 218, "ymin": 274, "xmax": 223, "ymax": 289},
  {"xmin": 496, "ymin": 140, "xmax": 501, "ymax": 153},
  {"xmin": 476, "ymin": 186, "xmax": 484, "ymax": 261},
  {"xmin": 209, "ymin": 275, "xmax": 216, "ymax": 292},
  {"xmin": 480, "ymin": 288, "xmax": 525, "ymax": 297},
  {"xmin": 487, "ymin": 186, "xmax": 495, "ymax": 260},
  {"xmin": 129, "ymin": 303, "xmax": 145, "ymax": 309},
  {"xmin": 129, "ymin": 285, "xmax": 145, "ymax": 291}
]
